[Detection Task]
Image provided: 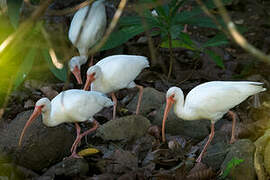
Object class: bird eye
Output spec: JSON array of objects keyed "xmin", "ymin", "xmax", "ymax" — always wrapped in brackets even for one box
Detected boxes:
[{"xmin": 40, "ymin": 105, "xmax": 45, "ymax": 108}]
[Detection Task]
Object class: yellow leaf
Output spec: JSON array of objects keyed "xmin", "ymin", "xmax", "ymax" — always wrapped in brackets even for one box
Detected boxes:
[{"xmin": 78, "ymin": 148, "xmax": 99, "ymax": 157}]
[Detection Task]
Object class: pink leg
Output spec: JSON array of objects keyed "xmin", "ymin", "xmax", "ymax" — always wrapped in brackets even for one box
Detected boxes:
[
  {"xmin": 69, "ymin": 120, "xmax": 99, "ymax": 158},
  {"xmin": 88, "ymin": 55, "xmax": 94, "ymax": 67},
  {"xmin": 183, "ymin": 24, "xmax": 188, "ymax": 33},
  {"xmin": 196, "ymin": 123, "xmax": 215, "ymax": 163},
  {"xmin": 228, "ymin": 110, "xmax": 237, "ymax": 144},
  {"xmin": 70, "ymin": 123, "xmax": 81, "ymax": 153},
  {"xmin": 69, "ymin": 123, "xmax": 82, "ymax": 158},
  {"xmin": 136, "ymin": 85, "xmax": 144, "ymax": 115},
  {"xmin": 111, "ymin": 92, "xmax": 117, "ymax": 120}
]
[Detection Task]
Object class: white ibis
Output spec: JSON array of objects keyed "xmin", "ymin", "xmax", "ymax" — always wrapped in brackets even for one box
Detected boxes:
[
  {"xmin": 19, "ymin": 89, "xmax": 113, "ymax": 158},
  {"xmin": 83, "ymin": 55, "xmax": 150, "ymax": 119},
  {"xmin": 162, "ymin": 81, "xmax": 266, "ymax": 163},
  {"xmin": 68, "ymin": 0, "xmax": 106, "ymax": 84}
]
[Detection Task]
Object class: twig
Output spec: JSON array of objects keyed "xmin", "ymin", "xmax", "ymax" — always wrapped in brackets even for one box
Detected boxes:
[
  {"xmin": 212, "ymin": 0, "xmax": 270, "ymax": 64},
  {"xmin": 24, "ymin": 0, "xmax": 93, "ymax": 16},
  {"xmin": 74, "ymin": 0, "xmax": 94, "ymax": 49},
  {"xmin": 195, "ymin": 0, "xmax": 229, "ymax": 37},
  {"xmin": 167, "ymin": 33, "xmax": 174, "ymax": 80},
  {"xmin": 87, "ymin": 0, "xmax": 128, "ymax": 57}
]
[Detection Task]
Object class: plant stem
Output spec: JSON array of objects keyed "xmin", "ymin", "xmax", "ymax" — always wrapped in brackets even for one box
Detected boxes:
[{"xmin": 167, "ymin": 33, "xmax": 174, "ymax": 80}]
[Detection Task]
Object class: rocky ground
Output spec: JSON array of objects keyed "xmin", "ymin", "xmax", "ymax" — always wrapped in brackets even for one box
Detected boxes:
[{"xmin": 1, "ymin": 0, "xmax": 270, "ymax": 180}]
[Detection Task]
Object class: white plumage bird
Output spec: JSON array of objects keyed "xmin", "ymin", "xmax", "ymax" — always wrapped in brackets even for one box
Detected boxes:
[
  {"xmin": 68, "ymin": 0, "xmax": 106, "ymax": 84},
  {"xmin": 162, "ymin": 81, "xmax": 266, "ymax": 163},
  {"xmin": 83, "ymin": 55, "xmax": 150, "ymax": 119},
  {"xmin": 19, "ymin": 89, "xmax": 113, "ymax": 158}
]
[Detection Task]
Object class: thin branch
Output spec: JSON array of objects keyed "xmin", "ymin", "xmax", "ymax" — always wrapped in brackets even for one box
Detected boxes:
[
  {"xmin": 212, "ymin": 0, "xmax": 270, "ymax": 64},
  {"xmin": 195, "ymin": 0, "xmax": 229, "ymax": 37},
  {"xmin": 87, "ymin": 0, "xmax": 128, "ymax": 57},
  {"xmin": 0, "ymin": 0, "xmax": 53, "ymax": 57}
]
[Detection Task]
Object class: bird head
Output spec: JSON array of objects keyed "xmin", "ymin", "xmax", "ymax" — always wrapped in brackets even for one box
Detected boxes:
[
  {"xmin": 18, "ymin": 98, "xmax": 50, "ymax": 146},
  {"xmin": 83, "ymin": 65, "xmax": 101, "ymax": 90},
  {"xmin": 69, "ymin": 57, "xmax": 83, "ymax": 84},
  {"xmin": 162, "ymin": 87, "xmax": 180, "ymax": 142}
]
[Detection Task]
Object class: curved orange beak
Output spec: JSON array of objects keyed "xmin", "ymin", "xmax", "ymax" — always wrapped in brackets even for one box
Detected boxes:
[
  {"xmin": 18, "ymin": 106, "xmax": 42, "ymax": 146},
  {"xmin": 72, "ymin": 66, "xmax": 82, "ymax": 84},
  {"xmin": 83, "ymin": 73, "xmax": 95, "ymax": 91},
  {"xmin": 162, "ymin": 95, "xmax": 175, "ymax": 143}
]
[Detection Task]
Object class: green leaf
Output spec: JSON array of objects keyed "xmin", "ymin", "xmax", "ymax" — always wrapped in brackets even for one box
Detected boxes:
[
  {"xmin": 13, "ymin": 48, "xmax": 36, "ymax": 89},
  {"xmin": 220, "ymin": 157, "xmax": 244, "ymax": 179},
  {"xmin": 205, "ymin": 49, "xmax": 224, "ymax": 68},
  {"xmin": 42, "ymin": 49, "xmax": 67, "ymax": 81},
  {"xmin": 202, "ymin": 33, "xmax": 229, "ymax": 48},
  {"xmin": 170, "ymin": 0, "xmax": 188, "ymax": 18},
  {"xmin": 101, "ymin": 26, "xmax": 145, "ymax": 51},
  {"xmin": 179, "ymin": 32, "xmax": 194, "ymax": 47},
  {"xmin": 7, "ymin": 0, "xmax": 23, "ymax": 29},
  {"xmin": 170, "ymin": 24, "xmax": 183, "ymax": 39},
  {"xmin": 119, "ymin": 16, "xmax": 142, "ymax": 27},
  {"xmin": 174, "ymin": 0, "xmax": 233, "ymax": 23},
  {"xmin": 160, "ymin": 39, "xmax": 195, "ymax": 50},
  {"xmin": 178, "ymin": 16, "xmax": 225, "ymax": 29}
]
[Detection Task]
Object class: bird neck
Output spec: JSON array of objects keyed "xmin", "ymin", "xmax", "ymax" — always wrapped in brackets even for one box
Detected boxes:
[
  {"xmin": 79, "ymin": 55, "xmax": 88, "ymax": 64},
  {"xmin": 173, "ymin": 94, "xmax": 194, "ymax": 120},
  {"xmin": 91, "ymin": 73, "xmax": 108, "ymax": 93},
  {"xmin": 41, "ymin": 104, "xmax": 53, "ymax": 127}
]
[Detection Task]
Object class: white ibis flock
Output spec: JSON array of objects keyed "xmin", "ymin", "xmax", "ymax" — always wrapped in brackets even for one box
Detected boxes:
[
  {"xmin": 83, "ymin": 55, "xmax": 149, "ymax": 119},
  {"xmin": 19, "ymin": 90, "xmax": 113, "ymax": 158},
  {"xmin": 162, "ymin": 81, "xmax": 266, "ymax": 162},
  {"xmin": 68, "ymin": 0, "xmax": 106, "ymax": 84},
  {"xmin": 17, "ymin": 0, "xmax": 267, "ymax": 163}
]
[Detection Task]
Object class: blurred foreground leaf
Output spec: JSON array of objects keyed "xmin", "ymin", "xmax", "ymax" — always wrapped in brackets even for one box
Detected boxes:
[
  {"xmin": 42, "ymin": 49, "xmax": 67, "ymax": 82},
  {"xmin": 7, "ymin": 0, "xmax": 23, "ymax": 29},
  {"xmin": 13, "ymin": 48, "xmax": 36, "ymax": 89}
]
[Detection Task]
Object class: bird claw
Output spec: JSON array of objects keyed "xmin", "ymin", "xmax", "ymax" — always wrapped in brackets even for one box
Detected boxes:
[
  {"xmin": 196, "ymin": 156, "xmax": 202, "ymax": 163},
  {"xmin": 230, "ymin": 138, "xmax": 236, "ymax": 144},
  {"xmin": 65, "ymin": 153, "xmax": 83, "ymax": 159}
]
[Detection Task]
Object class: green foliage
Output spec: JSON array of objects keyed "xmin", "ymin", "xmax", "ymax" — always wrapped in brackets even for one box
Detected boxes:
[
  {"xmin": 42, "ymin": 49, "xmax": 67, "ymax": 82},
  {"xmin": 13, "ymin": 48, "xmax": 37, "ymax": 89},
  {"xmin": 7, "ymin": 0, "xmax": 23, "ymax": 28},
  {"xmin": 219, "ymin": 157, "xmax": 244, "ymax": 179},
  {"xmin": 103, "ymin": 0, "xmax": 233, "ymax": 68}
]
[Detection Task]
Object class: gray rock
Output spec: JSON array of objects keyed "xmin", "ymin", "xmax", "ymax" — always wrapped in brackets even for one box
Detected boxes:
[
  {"xmin": 39, "ymin": 158, "xmax": 89, "ymax": 179},
  {"xmin": 0, "ymin": 110, "xmax": 75, "ymax": 171},
  {"xmin": 152, "ymin": 104, "xmax": 210, "ymax": 141},
  {"xmin": 96, "ymin": 115, "xmax": 151, "ymax": 141},
  {"xmin": 127, "ymin": 87, "xmax": 165, "ymax": 115},
  {"xmin": 221, "ymin": 139, "xmax": 256, "ymax": 180},
  {"xmin": 202, "ymin": 131, "xmax": 230, "ymax": 170}
]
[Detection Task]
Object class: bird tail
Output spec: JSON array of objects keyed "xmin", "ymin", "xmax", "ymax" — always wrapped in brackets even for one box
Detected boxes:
[
  {"xmin": 250, "ymin": 82, "xmax": 266, "ymax": 91},
  {"xmin": 246, "ymin": 82, "xmax": 266, "ymax": 94}
]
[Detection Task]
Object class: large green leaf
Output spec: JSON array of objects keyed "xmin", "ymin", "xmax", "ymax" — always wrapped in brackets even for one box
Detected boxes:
[
  {"xmin": 178, "ymin": 16, "xmax": 226, "ymax": 29},
  {"xmin": 101, "ymin": 26, "xmax": 145, "ymax": 51},
  {"xmin": 13, "ymin": 48, "xmax": 36, "ymax": 89},
  {"xmin": 7, "ymin": 0, "xmax": 23, "ymax": 29},
  {"xmin": 119, "ymin": 16, "xmax": 142, "ymax": 27},
  {"xmin": 205, "ymin": 49, "xmax": 224, "ymax": 68},
  {"xmin": 42, "ymin": 49, "xmax": 67, "ymax": 81},
  {"xmin": 202, "ymin": 33, "xmax": 229, "ymax": 48},
  {"xmin": 174, "ymin": 0, "xmax": 233, "ymax": 23},
  {"xmin": 160, "ymin": 39, "xmax": 195, "ymax": 50}
]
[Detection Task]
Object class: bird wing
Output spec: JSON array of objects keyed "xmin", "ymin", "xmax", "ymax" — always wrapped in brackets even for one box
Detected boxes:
[
  {"xmin": 52, "ymin": 90, "xmax": 112, "ymax": 123},
  {"xmin": 96, "ymin": 55, "xmax": 149, "ymax": 90},
  {"xmin": 68, "ymin": 1, "xmax": 106, "ymax": 54},
  {"xmin": 185, "ymin": 81, "xmax": 265, "ymax": 118}
]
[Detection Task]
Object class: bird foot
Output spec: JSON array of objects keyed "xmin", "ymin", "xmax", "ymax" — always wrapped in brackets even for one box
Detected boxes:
[
  {"xmin": 196, "ymin": 156, "xmax": 202, "ymax": 163},
  {"xmin": 68, "ymin": 153, "xmax": 83, "ymax": 159},
  {"xmin": 230, "ymin": 138, "xmax": 236, "ymax": 144}
]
